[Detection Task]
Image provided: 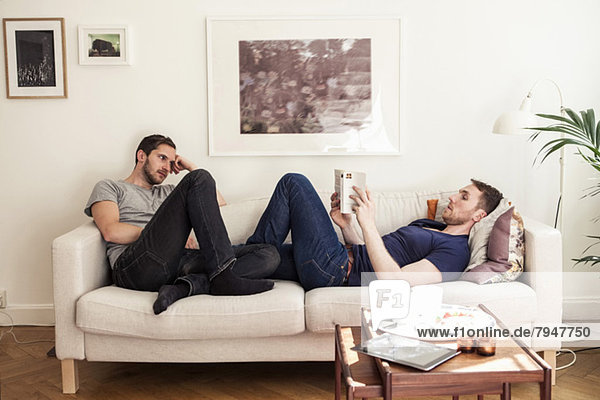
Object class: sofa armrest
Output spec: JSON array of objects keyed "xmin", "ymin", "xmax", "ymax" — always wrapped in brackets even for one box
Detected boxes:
[
  {"xmin": 523, "ymin": 217, "xmax": 563, "ymax": 274},
  {"xmin": 52, "ymin": 221, "xmax": 111, "ymax": 360},
  {"xmin": 522, "ymin": 217, "xmax": 563, "ymax": 349}
]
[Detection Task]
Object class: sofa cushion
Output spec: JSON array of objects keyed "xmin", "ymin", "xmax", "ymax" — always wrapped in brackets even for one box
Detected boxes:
[
  {"xmin": 220, "ymin": 197, "xmax": 270, "ymax": 244},
  {"xmin": 221, "ymin": 190, "xmax": 458, "ymax": 247},
  {"xmin": 462, "ymin": 206, "xmax": 525, "ymax": 284},
  {"xmin": 305, "ymin": 287, "xmax": 366, "ymax": 332},
  {"xmin": 464, "ymin": 198, "xmax": 513, "ymax": 271},
  {"xmin": 438, "ymin": 280, "xmax": 537, "ymax": 325},
  {"xmin": 76, "ymin": 280, "xmax": 305, "ymax": 340},
  {"xmin": 305, "ymin": 280, "xmax": 536, "ymax": 333}
]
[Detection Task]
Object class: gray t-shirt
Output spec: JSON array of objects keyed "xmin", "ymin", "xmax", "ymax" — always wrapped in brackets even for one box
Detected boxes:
[{"xmin": 84, "ymin": 179, "xmax": 175, "ymax": 268}]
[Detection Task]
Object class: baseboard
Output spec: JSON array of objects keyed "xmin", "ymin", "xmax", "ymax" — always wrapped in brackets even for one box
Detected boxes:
[
  {"xmin": 0, "ymin": 304, "xmax": 55, "ymax": 326},
  {"xmin": 563, "ymin": 297, "xmax": 600, "ymax": 321}
]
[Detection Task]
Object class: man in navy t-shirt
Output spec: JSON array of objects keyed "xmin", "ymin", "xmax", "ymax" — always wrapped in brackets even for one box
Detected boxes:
[
  {"xmin": 247, "ymin": 173, "xmax": 503, "ymax": 290},
  {"xmin": 346, "ymin": 219, "xmax": 470, "ymax": 286}
]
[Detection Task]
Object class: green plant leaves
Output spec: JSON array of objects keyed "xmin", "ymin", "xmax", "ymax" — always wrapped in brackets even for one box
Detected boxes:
[
  {"xmin": 527, "ymin": 108, "xmax": 600, "ymax": 167},
  {"xmin": 574, "ymin": 255, "xmax": 600, "ymax": 266},
  {"xmin": 528, "ymin": 107, "xmax": 600, "ymax": 267},
  {"xmin": 565, "ymin": 108, "xmax": 584, "ymax": 129}
]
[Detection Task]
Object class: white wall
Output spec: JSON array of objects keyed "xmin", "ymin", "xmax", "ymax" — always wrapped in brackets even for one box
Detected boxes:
[{"xmin": 1, "ymin": 0, "xmax": 599, "ymax": 324}]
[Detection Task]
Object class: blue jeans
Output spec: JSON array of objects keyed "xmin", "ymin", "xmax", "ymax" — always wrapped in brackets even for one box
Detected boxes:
[
  {"xmin": 113, "ymin": 169, "xmax": 279, "ymax": 293},
  {"xmin": 247, "ymin": 173, "xmax": 349, "ymax": 290}
]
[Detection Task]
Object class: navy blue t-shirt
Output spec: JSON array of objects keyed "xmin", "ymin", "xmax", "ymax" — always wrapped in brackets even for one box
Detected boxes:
[{"xmin": 347, "ymin": 219, "xmax": 470, "ymax": 286}]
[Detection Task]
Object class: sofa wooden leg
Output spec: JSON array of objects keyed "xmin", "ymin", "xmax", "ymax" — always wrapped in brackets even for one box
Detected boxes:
[
  {"xmin": 61, "ymin": 359, "xmax": 79, "ymax": 394},
  {"xmin": 542, "ymin": 350, "xmax": 556, "ymax": 385}
]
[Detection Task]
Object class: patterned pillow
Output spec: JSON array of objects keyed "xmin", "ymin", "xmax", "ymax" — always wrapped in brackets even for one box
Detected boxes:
[{"xmin": 462, "ymin": 204, "xmax": 525, "ymax": 284}]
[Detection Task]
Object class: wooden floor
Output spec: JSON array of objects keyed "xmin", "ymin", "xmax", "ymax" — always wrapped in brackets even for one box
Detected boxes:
[{"xmin": 1, "ymin": 327, "xmax": 599, "ymax": 399}]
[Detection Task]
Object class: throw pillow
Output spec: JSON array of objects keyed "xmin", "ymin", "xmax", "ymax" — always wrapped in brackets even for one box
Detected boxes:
[
  {"xmin": 462, "ymin": 204, "xmax": 525, "ymax": 284},
  {"xmin": 463, "ymin": 198, "xmax": 513, "ymax": 272},
  {"xmin": 427, "ymin": 199, "xmax": 438, "ymax": 220}
]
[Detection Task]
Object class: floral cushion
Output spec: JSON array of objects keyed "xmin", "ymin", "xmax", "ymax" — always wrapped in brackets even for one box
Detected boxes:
[{"xmin": 462, "ymin": 202, "xmax": 525, "ymax": 284}]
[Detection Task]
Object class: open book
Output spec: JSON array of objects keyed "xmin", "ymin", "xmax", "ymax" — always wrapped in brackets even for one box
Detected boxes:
[{"xmin": 334, "ymin": 169, "xmax": 367, "ymax": 214}]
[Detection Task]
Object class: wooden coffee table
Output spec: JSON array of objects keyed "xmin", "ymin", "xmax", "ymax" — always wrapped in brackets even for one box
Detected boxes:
[{"xmin": 334, "ymin": 305, "xmax": 552, "ymax": 400}]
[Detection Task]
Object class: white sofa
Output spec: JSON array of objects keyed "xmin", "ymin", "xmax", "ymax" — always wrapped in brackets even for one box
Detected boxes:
[{"xmin": 52, "ymin": 190, "xmax": 563, "ymax": 393}]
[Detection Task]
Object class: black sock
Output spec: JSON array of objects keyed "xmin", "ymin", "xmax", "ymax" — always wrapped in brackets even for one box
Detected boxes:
[
  {"xmin": 209, "ymin": 263, "xmax": 274, "ymax": 296},
  {"xmin": 153, "ymin": 282, "xmax": 190, "ymax": 315}
]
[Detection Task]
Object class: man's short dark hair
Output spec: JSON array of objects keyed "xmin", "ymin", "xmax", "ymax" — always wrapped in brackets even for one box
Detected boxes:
[
  {"xmin": 135, "ymin": 134, "xmax": 176, "ymax": 165},
  {"xmin": 470, "ymin": 179, "xmax": 503, "ymax": 214}
]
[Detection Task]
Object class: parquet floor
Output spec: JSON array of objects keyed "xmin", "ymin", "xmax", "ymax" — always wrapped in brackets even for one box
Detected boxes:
[{"xmin": 1, "ymin": 327, "xmax": 599, "ymax": 399}]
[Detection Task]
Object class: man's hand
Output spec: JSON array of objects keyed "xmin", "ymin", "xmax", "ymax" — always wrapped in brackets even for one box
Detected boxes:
[
  {"xmin": 185, "ymin": 234, "xmax": 199, "ymax": 250},
  {"xmin": 171, "ymin": 155, "xmax": 198, "ymax": 174},
  {"xmin": 350, "ymin": 186, "xmax": 377, "ymax": 231},
  {"xmin": 331, "ymin": 192, "xmax": 364, "ymax": 245},
  {"xmin": 169, "ymin": 156, "xmax": 226, "ymax": 206},
  {"xmin": 329, "ymin": 192, "xmax": 352, "ymax": 229}
]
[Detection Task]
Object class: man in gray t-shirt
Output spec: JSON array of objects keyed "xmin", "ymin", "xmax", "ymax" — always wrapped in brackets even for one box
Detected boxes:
[
  {"xmin": 85, "ymin": 179, "xmax": 174, "ymax": 269},
  {"xmin": 85, "ymin": 134, "xmax": 276, "ymax": 314}
]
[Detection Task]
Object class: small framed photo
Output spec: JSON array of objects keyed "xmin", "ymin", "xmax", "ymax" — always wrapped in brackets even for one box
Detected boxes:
[
  {"xmin": 78, "ymin": 25, "xmax": 130, "ymax": 65},
  {"xmin": 3, "ymin": 17, "xmax": 68, "ymax": 99}
]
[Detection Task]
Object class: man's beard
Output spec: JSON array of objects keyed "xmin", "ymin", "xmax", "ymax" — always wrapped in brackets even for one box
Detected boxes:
[
  {"xmin": 442, "ymin": 215, "xmax": 467, "ymax": 226},
  {"xmin": 442, "ymin": 209, "xmax": 474, "ymax": 226},
  {"xmin": 142, "ymin": 162, "xmax": 164, "ymax": 185}
]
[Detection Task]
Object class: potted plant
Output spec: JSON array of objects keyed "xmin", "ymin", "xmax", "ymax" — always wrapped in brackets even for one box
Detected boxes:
[{"xmin": 528, "ymin": 108, "xmax": 600, "ymax": 265}]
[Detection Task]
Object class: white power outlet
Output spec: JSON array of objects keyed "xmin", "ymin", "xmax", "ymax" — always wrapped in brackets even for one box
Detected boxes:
[{"xmin": 0, "ymin": 289, "xmax": 6, "ymax": 308}]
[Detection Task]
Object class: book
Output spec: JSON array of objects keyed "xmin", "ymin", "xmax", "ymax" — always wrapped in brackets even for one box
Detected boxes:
[{"xmin": 334, "ymin": 169, "xmax": 367, "ymax": 214}]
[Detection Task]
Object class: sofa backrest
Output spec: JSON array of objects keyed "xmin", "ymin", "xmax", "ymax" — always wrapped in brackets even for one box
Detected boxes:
[{"xmin": 219, "ymin": 189, "xmax": 454, "ymax": 245}]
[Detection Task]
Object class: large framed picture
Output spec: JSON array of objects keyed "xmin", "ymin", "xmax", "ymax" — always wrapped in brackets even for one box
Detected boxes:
[
  {"xmin": 207, "ymin": 17, "xmax": 402, "ymax": 156},
  {"xmin": 78, "ymin": 25, "xmax": 130, "ymax": 65},
  {"xmin": 3, "ymin": 18, "xmax": 67, "ymax": 99}
]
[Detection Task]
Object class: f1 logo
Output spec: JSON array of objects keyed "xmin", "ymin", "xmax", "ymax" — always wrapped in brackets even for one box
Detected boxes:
[{"xmin": 368, "ymin": 280, "xmax": 410, "ymax": 330}]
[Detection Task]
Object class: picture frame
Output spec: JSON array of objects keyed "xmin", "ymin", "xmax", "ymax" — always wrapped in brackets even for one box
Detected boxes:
[
  {"xmin": 78, "ymin": 25, "xmax": 130, "ymax": 65},
  {"xmin": 3, "ymin": 17, "xmax": 67, "ymax": 99},
  {"xmin": 207, "ymin": 16, "xmax": 403, "ymax": 156}
]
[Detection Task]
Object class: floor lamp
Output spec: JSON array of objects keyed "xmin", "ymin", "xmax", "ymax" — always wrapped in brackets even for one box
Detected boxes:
[{"xmin": 492, "ymin": 79, "xmax": 566, "ymax": 231}]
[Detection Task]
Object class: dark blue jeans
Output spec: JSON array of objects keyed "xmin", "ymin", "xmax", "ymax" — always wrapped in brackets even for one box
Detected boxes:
[
  {"xmin": 113, "ymin": 169, "xmax": 279, "ymax": 293},
  {"xmin": 247, "ymin": 173, "xmax": 349, "ymax": 290}
]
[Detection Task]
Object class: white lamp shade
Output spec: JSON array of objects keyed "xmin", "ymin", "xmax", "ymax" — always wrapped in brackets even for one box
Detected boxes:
[
  {"xmin": 492, "ymin": 96, "xmax": 539, "ymax": 135},
  {"xmin": 492, "ymin": 110, "xmax": 539, "ymax": 135}
]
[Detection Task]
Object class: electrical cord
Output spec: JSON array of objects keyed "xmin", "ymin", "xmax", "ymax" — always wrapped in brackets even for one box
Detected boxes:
[
  {"xmin": 556, "ymin": 347, "xmax": 600, "ymax": 371},
  {"xmin": 555, "ymin": 347, "xmax": 600, "ymax": 370},
  {"xmin": 556, "ymin": 348, "xmax": 576, "ymax": 370},
  {"xmin": 0, "ymin": 311, "xmax": 55, "ymax": 345}
]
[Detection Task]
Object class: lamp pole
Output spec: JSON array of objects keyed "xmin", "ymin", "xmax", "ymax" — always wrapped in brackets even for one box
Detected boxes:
[
  {"xmin": 526, "ymin": 79, "xmax": 566, "ymax": 231},
  {"xmin": 492, "ymin": 79, "xmax": 565, "ymax": 231}
]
